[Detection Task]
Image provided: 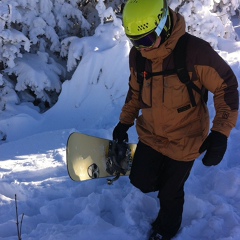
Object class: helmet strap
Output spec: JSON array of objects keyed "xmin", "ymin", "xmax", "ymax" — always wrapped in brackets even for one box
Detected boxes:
[{"xmin": 159, "ymin": 8, "xmax": 173, "ymax": 44}]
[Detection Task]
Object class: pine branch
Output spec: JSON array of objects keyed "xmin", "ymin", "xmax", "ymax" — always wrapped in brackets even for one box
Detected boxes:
[{"xmin": 175, "ymin": 0, "xmax": 189, "ymax": 13}]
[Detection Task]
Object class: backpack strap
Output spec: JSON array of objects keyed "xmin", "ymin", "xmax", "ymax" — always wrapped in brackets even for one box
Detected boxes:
[
  {"xmin": 136, "ymin": 50, "xmax": 146, "ymax": 86},
  {"xmin": 174, "ymin": 33, "xmax": 202, "ymax": 107}
]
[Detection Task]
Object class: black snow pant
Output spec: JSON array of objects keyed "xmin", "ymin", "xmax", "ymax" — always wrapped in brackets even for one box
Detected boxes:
[{"xmin": 129, "ymin": 141, "xmax": 194, "ymax": 239}]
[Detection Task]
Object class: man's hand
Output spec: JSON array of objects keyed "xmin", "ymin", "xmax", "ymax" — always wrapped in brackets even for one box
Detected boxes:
[
  {"xmin": 112, "ymin": 122, "xmax": 132, "ymax": 143},
  {"xmin": 199, "ymin": 131, "xmax": 227, "ymax": 166}
]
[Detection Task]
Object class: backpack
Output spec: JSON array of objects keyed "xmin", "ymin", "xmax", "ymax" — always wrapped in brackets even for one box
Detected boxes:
[{"xmin": 136, "ymin": 33, "xmax": 208, "ymax": 107}]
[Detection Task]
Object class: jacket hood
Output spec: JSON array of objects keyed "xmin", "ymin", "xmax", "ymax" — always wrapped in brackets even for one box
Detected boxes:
[{"xmin": 141, "ymin": 9, "xmax": 186, "ymax": 61}]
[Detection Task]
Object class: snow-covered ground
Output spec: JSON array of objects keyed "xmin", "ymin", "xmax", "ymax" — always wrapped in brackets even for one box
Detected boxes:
[{"xmin": 0, "ymin": 13, "xmax": 240, "ymax": 240}]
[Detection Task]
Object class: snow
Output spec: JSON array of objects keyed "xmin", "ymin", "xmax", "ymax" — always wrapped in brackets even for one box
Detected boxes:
[{"xmin": 0, "ymin": 9, "xmax": 240, "ymax": 240}]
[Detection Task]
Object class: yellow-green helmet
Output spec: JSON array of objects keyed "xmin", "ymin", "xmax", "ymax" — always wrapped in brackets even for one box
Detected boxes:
[{"xmin": 123, "ymin": 0, "xmax": 169, "ymax": 38}]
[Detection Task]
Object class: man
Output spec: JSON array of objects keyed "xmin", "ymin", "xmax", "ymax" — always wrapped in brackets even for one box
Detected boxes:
[{"xmin": 113, "ymin": 0, "xmax": 239, "ymax": 239}]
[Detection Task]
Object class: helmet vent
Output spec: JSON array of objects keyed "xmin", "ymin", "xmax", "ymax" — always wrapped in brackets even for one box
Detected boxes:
[{"xmin": 137, "ymin": 23, "xmax": 149, "ymax": 31}]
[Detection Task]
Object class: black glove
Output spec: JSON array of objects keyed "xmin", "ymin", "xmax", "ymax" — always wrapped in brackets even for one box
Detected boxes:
[
  {"xmin": 112, "ymin": 122, "xmax": 132, "ymax": 143},
  {"xmin": 199, "ymin": 131, "xmax": 227, "ymax": 166}
]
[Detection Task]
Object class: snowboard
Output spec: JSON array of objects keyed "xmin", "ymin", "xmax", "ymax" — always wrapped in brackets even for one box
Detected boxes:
[{"xmin": 66, "ymin": 132, "xmax": 137, "ymax": 184}]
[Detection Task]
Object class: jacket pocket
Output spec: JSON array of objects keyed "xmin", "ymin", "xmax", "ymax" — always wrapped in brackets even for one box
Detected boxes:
[{"xmin": 163, "ymin": 74, "xmax": 190, "ymax": 109}]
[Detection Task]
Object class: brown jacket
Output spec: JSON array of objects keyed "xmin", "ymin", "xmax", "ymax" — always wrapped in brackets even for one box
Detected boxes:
[{"xmin": 120, "ymin": 9, "xmax": 239, "ymax": 161}]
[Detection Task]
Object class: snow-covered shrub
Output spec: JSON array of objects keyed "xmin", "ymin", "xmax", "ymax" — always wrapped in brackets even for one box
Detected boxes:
[
  {"xmin": 0, "ymin": 73, "xmax": 20, "ymax": 115},
  {"xmin": 61, "ymin": 0, "xmax": 125, "ymax": 72},
  {"xmin": 0, "ymin": 0, "xmax": 126, "ymax": 112},
  {"xmin": 0, "ymin": 0, "xmax": 91, "ymax": 112},
  {"xmin": 5, "ymin": 52, "xmax": 65, "ymax": 108},
  {"xmin": 169, "ymin": 0, "xmax": 240, "ymax": 48}
]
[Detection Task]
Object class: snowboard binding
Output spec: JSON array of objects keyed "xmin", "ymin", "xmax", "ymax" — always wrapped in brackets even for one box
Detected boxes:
[{"xmin": 106, "ymin": 141, "xmax": 132, "ymax": 185}]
